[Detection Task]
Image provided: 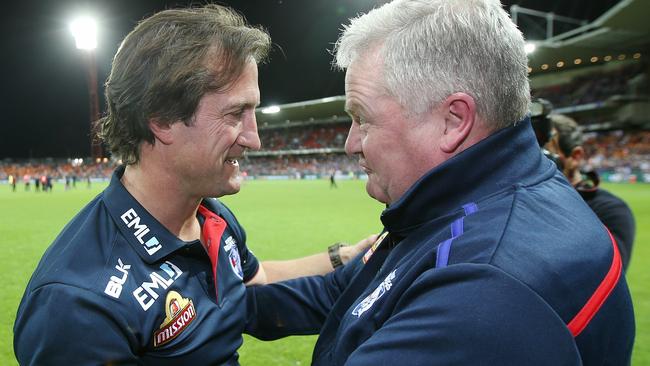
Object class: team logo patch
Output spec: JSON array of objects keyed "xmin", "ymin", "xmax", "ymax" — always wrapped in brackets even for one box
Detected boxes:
[
  {"xmin": 363, "ymin": 232, "xmax": 389, "ymax": 264},
  {"xmin": 224, "ymin": 236, "xmax": 244, "ymax": 280},
  {"xmin": 153, "ymin": 291, "xmax": 196, "ymax": 347},
  {"xmin": 351, "ymin": 269, "xmax": 397, "ymax": 317}
]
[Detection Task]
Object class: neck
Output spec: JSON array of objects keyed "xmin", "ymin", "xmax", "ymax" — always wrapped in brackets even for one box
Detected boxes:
[{"xmin": 121, "ymin": 161, "xmax": 201, "ymax": 242}]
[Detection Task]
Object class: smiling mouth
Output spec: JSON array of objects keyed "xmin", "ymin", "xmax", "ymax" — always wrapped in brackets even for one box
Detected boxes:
[
  {"xmin": 225, "ymin": 158, "xmax": 239, "ymax": 167},
  {"xmin": 359, "ymin": 160, "xmax": 370, "ymax": 173}
]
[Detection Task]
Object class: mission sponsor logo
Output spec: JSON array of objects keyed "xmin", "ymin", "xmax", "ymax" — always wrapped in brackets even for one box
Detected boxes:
[
  {"xmin": 351, "ymin": 269, "xmax": 397, "ymax": 317},
  {"xmin": 153, "ymin": 291, "xmax": 196, "ymax": 347},
  {"xmin": 121, "ymin": 208, "xmax": 162, "ymax": 255}
]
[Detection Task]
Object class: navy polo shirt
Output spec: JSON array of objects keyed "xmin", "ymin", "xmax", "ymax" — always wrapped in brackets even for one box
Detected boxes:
[{"xmin": 14, "ymin": 166, "xmax": 259, "ymax": 365}]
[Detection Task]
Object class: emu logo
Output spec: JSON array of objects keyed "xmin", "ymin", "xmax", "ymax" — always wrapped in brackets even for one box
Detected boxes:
[{"xmin": 121, "ymin": 208, "xmax": 162, "ymax": 255}]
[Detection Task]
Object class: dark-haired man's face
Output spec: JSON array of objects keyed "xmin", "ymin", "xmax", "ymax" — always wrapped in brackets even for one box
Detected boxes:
[{"xmin": 165, "ymin": 60, "xmax": 261, "ymax": 199}]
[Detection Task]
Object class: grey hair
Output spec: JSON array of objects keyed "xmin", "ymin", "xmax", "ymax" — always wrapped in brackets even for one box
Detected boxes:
[{"xmin": 334, "ymin": 0, "xmax": 530, "ymax": 131}]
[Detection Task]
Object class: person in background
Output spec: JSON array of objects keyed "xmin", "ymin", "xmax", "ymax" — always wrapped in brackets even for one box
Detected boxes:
[
  {"xmin": 14, "ymin": 5, "xmax": 373, "ymax": 365},
  {"xmin": 8, "ymin": 174, "xmax": 16, "ymax": 192},
  {"xmin": 330, "ymin": 170, "xmax": 338, "ymax": 188},
  {"xmin": 244, "ymin": 0, "xmax": 635, "ymax": 364},
  {"xmin": 547, "ymin": 114, "xmax": 636, "ymax": 271}
]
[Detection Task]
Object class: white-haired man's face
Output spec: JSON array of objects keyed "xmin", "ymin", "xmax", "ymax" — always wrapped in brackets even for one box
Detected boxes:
[{"xmin": 343, "ymin": 48, "xmax": 447, "ymax": 205}]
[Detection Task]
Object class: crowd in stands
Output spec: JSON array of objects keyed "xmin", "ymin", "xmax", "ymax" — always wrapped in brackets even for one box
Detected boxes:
[
  {"xmin": 3, "ymin": 128, "xmax": 649, "ymax": 183},
  {"xmin": 260, "ymin": 124, "xmax": 348, "ymax": 150},
  {"xmin": 0, "ymin": 160, "xmax": 118, "ymax": 191},
  {"xmin": 584, "ymin": 130, "xmax": 650, "ymax": 174},
  {"xmin": 532, "ymin": 61, "xmax": 647, "ymax": 108},
  {"xmin": 244, "ymin": 154, "xmax": 362, "ymax": 178}
]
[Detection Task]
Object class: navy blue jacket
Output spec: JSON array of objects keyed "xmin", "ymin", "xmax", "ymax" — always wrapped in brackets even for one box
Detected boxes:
[
  {"xmin": 245, "ymin": 120, "xmax": 635, "ymax": 365},
  {"xmin": 14, "ymin": 166, "xmax": 259, "ymax": 365}
]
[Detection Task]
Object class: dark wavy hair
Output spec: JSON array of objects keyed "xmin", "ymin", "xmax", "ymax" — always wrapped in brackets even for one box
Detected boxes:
[
  {"xmin": 98, "ymin": 4, "xmax": 270, "ymax": 164},
  {"xmin": 549, "ymin": 114, "xmax": 584, "ymax": 156}
]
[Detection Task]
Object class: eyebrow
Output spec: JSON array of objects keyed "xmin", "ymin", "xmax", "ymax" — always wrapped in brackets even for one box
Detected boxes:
[
  {"xmin": 344, "ymin": 100, "xmax": 365, "ymax": 117},
  {"xmin": 226, "ymin": 101, "xmax": 260, "ymax": 112}
]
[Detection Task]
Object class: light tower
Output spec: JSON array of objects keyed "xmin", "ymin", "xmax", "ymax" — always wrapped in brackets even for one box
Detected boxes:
[{"xmin": 70, "ymin": 16, "xmax": 103, "ymax": 160}]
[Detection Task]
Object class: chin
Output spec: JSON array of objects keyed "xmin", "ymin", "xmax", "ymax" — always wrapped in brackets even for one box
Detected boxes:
[
  {"xmin": 221, "ymin": 178, "xmax": 243, "ymax": 196},
  {"xmin": 366, "ymin": 182, "xmax": 389, "ymax": 205},
  {"xmin": 206, "ymin": 178, "xmax": 240, "ymax": 198}
]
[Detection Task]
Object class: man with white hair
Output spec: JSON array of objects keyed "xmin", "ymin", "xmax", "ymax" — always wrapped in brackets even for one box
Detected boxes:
[{"xmin": 245, "ymin": 0, "xmax": 635, "ymax": 364}]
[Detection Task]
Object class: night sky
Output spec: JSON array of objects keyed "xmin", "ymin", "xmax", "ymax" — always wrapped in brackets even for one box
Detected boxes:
[{"xmin": 0, "ymin": 0, "xmax": 620, "ymax": 159}]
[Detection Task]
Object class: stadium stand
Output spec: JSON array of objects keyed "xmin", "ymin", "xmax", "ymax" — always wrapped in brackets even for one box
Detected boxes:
[{"xmin": 533, "ymin": 61, "xmax": 646, "ymax": 107}]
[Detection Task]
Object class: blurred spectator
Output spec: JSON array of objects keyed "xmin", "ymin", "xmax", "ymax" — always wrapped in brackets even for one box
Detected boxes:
[{"xmin": 546, "ymin": 115, "xmax": 636, "ymax": 271}]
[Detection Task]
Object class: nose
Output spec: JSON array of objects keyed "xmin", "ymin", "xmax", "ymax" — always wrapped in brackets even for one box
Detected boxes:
[
  {"xmin": 237, "ymin": 112, "xmax": 261, "ymax": 151},
  {"xmin": 344, "ymin": 122, "xmax": 361, "ymax": 156}
]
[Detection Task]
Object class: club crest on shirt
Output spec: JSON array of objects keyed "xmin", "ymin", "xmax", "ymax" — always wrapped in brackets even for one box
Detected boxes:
[
  {"xmin": 363, "ymin": 231, "xmax": 389, "ymax": 264},
  {"xmin": 153, "ymin": 291, "xmax": 196, "ymax": 347},
  {"xmin": 224, "ymin": 236, "xmax": 244, "ymax": 280},
  {"xmin": 351, "ymin": 269, "xmax": 397, "ymax": 317}
]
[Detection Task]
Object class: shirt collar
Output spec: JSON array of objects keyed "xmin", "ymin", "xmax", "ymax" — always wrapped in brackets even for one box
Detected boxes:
[
  {"xmin": 381, "ymin": 117, "xmax": 557, "ymax": 235},
  {"xmin": 103, "ymin": 166, "xmax": 193, "ymax": 264}
]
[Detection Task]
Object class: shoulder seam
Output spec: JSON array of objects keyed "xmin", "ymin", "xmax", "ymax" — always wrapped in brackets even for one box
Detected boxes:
[{"xmin": 488, "ymin": 185, "xmax": 519, "ymax": 264}]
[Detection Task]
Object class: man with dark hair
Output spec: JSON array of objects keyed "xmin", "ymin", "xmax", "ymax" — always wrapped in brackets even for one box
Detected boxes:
[
  {"xmin": 14, "ymin": 5, "xmax": 373, "ymax": 365},
  {"xmin": 244, "ymin": 0, "xmax": 635, "ymax": 364},
  {"xmin": 547, "ymin": 114, "xmax": 636, "ymax": 271}
]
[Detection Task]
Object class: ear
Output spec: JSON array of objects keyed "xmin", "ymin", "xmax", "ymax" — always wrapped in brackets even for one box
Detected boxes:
[
  {"xmin": 569, "ymin": 146, "xmax": 584, "ymax": 161},
  {"xmin": 440, "ymin": 93, "xmax": 476, "ymax": 153},
  {"xmin": 148, "ymin": 118, "xmax": 174, "ymax": 145}
]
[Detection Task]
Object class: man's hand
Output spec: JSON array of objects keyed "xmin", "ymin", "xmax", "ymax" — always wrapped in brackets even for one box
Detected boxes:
[
  {"xmin": 340, "ymin": 234, "xmax": 379, "ymax": 265},
  {"xmin": 249, "ymin": 233, "xmax": 381, "ymax": 286}
]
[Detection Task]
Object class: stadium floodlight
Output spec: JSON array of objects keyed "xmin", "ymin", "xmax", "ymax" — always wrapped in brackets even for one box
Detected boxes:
[
  {"xmin": 69, "ymin": 16, "xmax": 97, "ymax": 50},
  {"xmin": 69, "ymin": 14, "xmax": 103, "ymax": 159},
  {"xmin": 261, "ymin": 106, "xmax": 281, "ymax": 114},
  {"xmin": 524, "ymin": 42, "xmax": 536, "ymax": 55}
]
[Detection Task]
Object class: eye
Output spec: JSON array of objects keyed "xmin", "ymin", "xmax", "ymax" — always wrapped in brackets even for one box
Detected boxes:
[
  {"xmin": 358, "ymin": 116, "xmax": 368, "ymax": 126},
  {"xmin": 350, "ymin": 113, "xmax": 366, "ymax": 126},
  {"xmin": 229, "ymin": 109, "xmax": 245, "ymax": 119}
]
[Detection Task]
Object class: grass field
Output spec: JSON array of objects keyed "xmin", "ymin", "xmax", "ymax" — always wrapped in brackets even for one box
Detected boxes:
[{"xmin": 0, "ymin": 180, "xmax": 647, "ymax": 365}]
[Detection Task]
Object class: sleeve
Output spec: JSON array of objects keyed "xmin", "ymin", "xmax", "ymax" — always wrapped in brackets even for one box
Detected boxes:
[
  {"xmin": 344, "ymin": 265, "xmax": 581, "ymax": 365},
  {"xmin": 236, "ymin": 224, "xmax": 260, "ymax": 282},
  {"xmin": 14, "ymin": 283, "xmax": 139, "ymax": 365},
  {"xmin": 245, "ymin": 255, "xmax": 363, "ymax": 340}
]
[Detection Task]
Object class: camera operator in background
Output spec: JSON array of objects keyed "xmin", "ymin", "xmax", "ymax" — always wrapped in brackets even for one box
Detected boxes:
[
  {"xmin": 531, "ymin": 100, "xmax": 636, "ymax": 271},
  {"xmin": 549, "ymin": 113, "xmax": 635, "ymax": 271}
]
